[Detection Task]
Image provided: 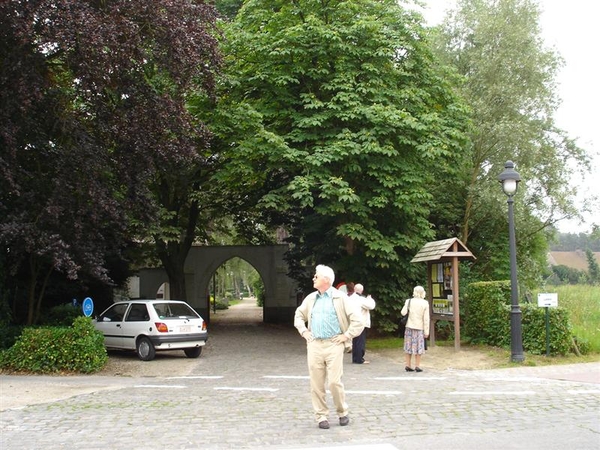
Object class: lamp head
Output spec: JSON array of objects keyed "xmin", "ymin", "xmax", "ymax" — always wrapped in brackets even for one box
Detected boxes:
[{"xmin": 498, "ymin": 160, "xmax": 521, "ymax": 196}]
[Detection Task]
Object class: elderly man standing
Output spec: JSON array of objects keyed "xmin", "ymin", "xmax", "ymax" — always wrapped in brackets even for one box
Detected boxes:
[
  {"xmin": 294, "ymin": 264, "xmax": 364, "ymax": 429},
  {"xmin": 350, "ymin": 283, "xmax": 376, "ymax": 364}
]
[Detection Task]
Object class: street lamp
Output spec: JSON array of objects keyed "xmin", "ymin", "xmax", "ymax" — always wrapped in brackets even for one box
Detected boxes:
[{"xmin": 498, "ymin": 160, "xmax": 525, "ymax": 363}]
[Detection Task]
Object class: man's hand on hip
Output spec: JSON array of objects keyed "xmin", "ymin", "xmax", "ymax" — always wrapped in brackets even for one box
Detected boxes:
[
  {"xmin": 332, "ymin": 334, "xmax": 349, "ymax": 345},
  {"xmin": 302, "ymin": 330, "xmax": 314, "ymax": 342}
]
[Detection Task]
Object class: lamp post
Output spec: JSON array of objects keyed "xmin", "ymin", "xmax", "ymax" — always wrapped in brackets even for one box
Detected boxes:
[{"xmin": 498, "ymin": 160, "xmax": 525, "ymax": 363}]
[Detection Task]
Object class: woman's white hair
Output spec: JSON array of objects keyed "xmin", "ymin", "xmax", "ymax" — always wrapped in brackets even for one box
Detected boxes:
[
  {"xmin": 413, "ymin": 285, "xmax": 426, "ymax": 299},
  {"xmin": 315, "ymin": 264, "xmax": 335, "ymax": 286}
]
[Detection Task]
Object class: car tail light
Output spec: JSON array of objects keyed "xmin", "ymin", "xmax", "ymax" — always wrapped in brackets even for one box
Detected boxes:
[
  {"xmin": 202, "ymin": 320, "xmax": 207, "ymax": 331},
  {"xmin": 155, "ymin": 322, "xmax": 169, "ymax": 333}
]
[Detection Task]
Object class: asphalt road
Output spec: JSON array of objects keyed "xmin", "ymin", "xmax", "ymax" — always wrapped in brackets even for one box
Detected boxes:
[{"xmin": 1, "ymin": 298, "xmax": 599, "ymax": 450}]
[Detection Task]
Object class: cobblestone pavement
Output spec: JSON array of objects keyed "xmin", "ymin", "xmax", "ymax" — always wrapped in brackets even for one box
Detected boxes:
[{"xmin": 1, "ymin": 298, "xmax": 599, "ymax": 450}]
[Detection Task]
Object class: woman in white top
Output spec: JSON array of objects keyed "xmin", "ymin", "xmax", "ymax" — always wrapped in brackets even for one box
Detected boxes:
[{"xmin": 401, "ymin": 285, "xmax": 430, "ymax": 372}]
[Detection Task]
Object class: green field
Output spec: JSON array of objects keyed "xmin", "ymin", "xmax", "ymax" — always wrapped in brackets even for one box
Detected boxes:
[{"xmin": 534, "ymin": 284, "xmax": 600, "ymax": 352}]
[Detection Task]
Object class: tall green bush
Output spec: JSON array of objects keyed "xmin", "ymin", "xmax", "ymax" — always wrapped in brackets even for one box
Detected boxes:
[
  {"xmin": 463, "ymin": 281, "xmax": 511, "ymax": 345},
  {"xmin": 520, "ymin": 304, "xmax": 572, "ymax": 355},
  {"xmin": 0, "ymin": 317, "xmax": 107, "ymax": 373},
  {"xmin": 464, "ymin": 281, "xmax": 574, "ymax": 356}
]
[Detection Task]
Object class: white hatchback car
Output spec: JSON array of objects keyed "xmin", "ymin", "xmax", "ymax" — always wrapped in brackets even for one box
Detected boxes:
[{"xmin": 93, "ymin": 299, "xmax": 208, "ymax": 361}]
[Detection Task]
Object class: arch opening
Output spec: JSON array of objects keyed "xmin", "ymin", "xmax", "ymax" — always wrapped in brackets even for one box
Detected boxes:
[{"xmin": 208, "ymin": 257, "xmax": 264, "ymax": 325}]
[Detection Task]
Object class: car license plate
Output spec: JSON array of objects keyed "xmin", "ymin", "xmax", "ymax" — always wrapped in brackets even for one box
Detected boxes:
[{"xmin": 179, "ymin": 325, "xmax": 191, "ymax": 333}]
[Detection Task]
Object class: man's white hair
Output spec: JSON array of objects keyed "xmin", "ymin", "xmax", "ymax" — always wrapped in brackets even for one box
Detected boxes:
[
  {"xmin": 315, "ymin": 264, "xmax": 335, "ymax": 286},
  {"xmin": 354, "ymin": 283, "xmax": 364, "ymax": 294}
]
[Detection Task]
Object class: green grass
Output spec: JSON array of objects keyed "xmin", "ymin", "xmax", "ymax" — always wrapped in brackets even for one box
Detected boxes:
[
  {"xmin": 534, "ymin": 284, "xmax": 600, "ymax": 352},
  {"xmin": 367, "ymin": 337, "xmax": 404, "ymax": 350}
]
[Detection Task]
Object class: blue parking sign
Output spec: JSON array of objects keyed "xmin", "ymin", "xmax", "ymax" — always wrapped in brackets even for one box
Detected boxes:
[{"xmin": 82, "ymin": 297, "xmax": 94, "ymax": 317}]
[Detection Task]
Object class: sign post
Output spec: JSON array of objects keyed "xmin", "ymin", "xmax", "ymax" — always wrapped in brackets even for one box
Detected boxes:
[{"xmin": 537, "ymin": 293, "xmax": 558, "ymax": 356}]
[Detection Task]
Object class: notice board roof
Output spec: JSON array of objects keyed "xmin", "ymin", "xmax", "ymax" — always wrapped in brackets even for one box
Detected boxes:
[{"xmin": 411, "ymin": 238, "xmax": 476, "ymax": 263}]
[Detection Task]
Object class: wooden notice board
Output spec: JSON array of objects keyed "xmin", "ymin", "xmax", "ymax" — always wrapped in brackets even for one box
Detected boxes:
[{"xmin": 411, "ymin": 238, "xmax": 476, "ymax": 351}]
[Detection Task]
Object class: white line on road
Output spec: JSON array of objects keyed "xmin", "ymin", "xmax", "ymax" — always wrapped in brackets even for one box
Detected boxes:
[
  {"xmin": 345, "ymin": 390, "xmax": 403, "ymax": 395},
  {"xmin": 167, "ymin": 376, "xmax": 224, "ymax": 379},
  {"xmin": 134, "ymin": 385, "xmax": 186, "ymax": 389},
  {"xmin": 374, "ymin": 377, "xmax": 447, "ymax": 381},
  {"xmin": 214, "ymin": 387, "xmax": 279, "ymax": 392},
  {"xmin": 263, "ymin": 375, "xmax": 309, "ymax": 379},
  {"xmin": 567, "ymin": 390, "xmax": 600, "ymax": 394},
  {"xmin": 479, "ymin": 377, "xmax": 547, "ymax": 382},
  {"xmin": 290, "ymin": 445, "xmax": 398, "ymax": 450},
  {"xmin": 449, "ymin": 391, "xmax": 536, "ymax": 395}
]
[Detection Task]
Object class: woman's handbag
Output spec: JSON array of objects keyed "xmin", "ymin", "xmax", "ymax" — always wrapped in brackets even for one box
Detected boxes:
[{"xmin": 399, "ymin": 298, "xmax": 411, "ymax": 326}]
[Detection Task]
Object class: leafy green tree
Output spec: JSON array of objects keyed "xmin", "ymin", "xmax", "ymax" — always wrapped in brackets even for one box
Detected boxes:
[
  {"xmin": 214, "ymin": 0, "xmax": 244, "ymax": 20},
  {"xmin": 551, "ymin": 232, "xmax": 600, "ymax": 252},
  {"xmin": 430, "ymin": 0, "xmax": 589, "ymax": 287},
  {"xmin": 0, "ymin": 0, "xmax": 221, "ymax": 322},
  {"xmin": 204, "ymin": 0, "xmax": 469, "ymax": 328},
  {"xmin": 586, "ymin": 249, "xmax": 600, "ymax": 285},
  {"xmin": 549, "ymin": 265, "xmax": 586, "ymax": 285}
]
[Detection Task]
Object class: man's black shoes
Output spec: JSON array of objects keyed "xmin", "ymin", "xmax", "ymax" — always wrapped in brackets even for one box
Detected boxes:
[{"xmin": 318, "ymin": 417, "xmax": 349, "ymax": 428}]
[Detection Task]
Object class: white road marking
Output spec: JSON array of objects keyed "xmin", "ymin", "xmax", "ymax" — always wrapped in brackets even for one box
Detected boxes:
[
  {"xmin": 374, "ymin": 376, "xmax": 446, "ymax": 381},
  {"xmin": 479, "ymin": 377, "xmax": 547, "ymax": 382},
  {"xmin": 167, "ymin": 376, "xmax": 224, "ymax": 379},
  {"xmin": 290, "ymin": 445, "xmax": 398, "ymax": 450},
  {"xmin": 135, "ymin": 385, "xmax": 186, "ymax": 389},
  {"xmin": 449, "ymin": 391, "xmax": 536, "ymax": 395},
  {"xmin": 263, "ymin": 375, "xmax": 309, "ymax": 379},
  {"xmin": 345, "ymin": 390, "xmax": 403, "ymax": 395},
  {"xmin": 214, "ymin": 387, "xmax": 279, "ymax": 392},
  {"xmin": 567, "ymin": 390, "xmax": 600, "ymax": 394}
]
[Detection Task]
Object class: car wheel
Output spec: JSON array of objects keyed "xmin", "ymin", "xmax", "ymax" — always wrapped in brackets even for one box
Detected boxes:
[
  {"xmin": 184, "ymin": 347, "xmax": 202, "ymax": 358},
  {"xmin": 136, "ymin": 337, "xmax": 156, "ymax": 361}
]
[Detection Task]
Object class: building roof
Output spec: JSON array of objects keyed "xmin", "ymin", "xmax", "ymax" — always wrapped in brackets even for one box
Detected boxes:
[{"xmin": 411, "ymin": 238, "xmax": 476, "ymax": 263}]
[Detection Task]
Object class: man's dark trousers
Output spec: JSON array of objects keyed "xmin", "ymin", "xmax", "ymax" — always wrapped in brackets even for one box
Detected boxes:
[{"xmin": 352, "ymin": 328, "xmax": 367, "ymax": 363}]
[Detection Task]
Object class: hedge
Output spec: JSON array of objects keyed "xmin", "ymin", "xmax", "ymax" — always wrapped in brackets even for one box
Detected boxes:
[
  {"xmin": 0, "ymin": 316, "xmax": 107, "ymax": 373},
  {"xmin": 463, "ymin": 281, "xmax": 574, "ymax": 356}
]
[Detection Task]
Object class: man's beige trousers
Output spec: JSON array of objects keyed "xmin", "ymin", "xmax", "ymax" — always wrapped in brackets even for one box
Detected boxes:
[{"xmin": 307, "ymin": 338, "xmax": 348, "ymax": 423}]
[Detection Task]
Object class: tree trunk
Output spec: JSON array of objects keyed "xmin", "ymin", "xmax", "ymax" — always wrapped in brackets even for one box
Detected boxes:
[
  {"xmin": 154, "ymin": 198, "xmax": 200, "ymax": 302},
  {"xmin": 26, "ymin": 255, "xmax": 39, "ymax": 325},
  {"xmin": 26, "ymin": 255, "xmax": 55, "ymax": 325},
  {"xmin": 160, "ymin": 248, "xmax": 188, "ymax": 300},
  {"xmin": 460, "ymin": 165, "xmax": 481, "ymax": 245},
  {"xmin": 34, "ymin": 266, "xmax": 54, "ymax": 324}
]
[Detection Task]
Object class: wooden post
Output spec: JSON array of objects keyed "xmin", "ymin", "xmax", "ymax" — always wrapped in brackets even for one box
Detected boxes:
[
  {"xmin": 452, "ymin": 255, "xmax": 460, "ymax": 351},
  {"xmin": 427, "ymin": 262, "xmax": 436, "ymax": 347}
]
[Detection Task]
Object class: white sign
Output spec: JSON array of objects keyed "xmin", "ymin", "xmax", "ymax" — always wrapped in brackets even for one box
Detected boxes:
[{"xmin": 537, "ymin": 293, "xmax": 558, "ymax": 308}]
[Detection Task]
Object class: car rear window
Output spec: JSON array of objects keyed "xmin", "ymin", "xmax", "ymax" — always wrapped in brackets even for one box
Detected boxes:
[{"xmin": 152, "ymin": 302, "xmax": 200, "ymax": 319}]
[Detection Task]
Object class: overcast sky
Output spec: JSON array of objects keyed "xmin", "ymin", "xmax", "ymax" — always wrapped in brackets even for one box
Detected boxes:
[{"xmin": 419, "ymin": 0, "xmax": 599, "ymax": 234}]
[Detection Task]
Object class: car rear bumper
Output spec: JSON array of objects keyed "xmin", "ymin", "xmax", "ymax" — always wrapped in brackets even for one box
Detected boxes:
[{"xmin": 149, "ymin": 332, "xmax": 208, "ymax": 349}]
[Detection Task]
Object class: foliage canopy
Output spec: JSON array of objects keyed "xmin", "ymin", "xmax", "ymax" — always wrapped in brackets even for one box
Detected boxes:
[
  {"xmin": 197, "ymin": 0, "xmax": 470, "ymax": 328},
  {"xmin": 0, "ymin": 0, "xmax": 221, "ymax": 322}
]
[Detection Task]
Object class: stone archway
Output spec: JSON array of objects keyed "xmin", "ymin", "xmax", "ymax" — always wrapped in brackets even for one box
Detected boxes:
[{"xmin": 137, "ymin": 245, "xmax": 299, "ymax": 324}]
